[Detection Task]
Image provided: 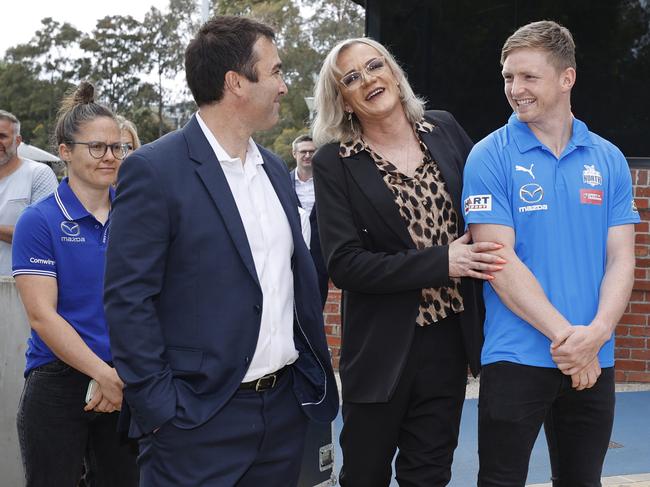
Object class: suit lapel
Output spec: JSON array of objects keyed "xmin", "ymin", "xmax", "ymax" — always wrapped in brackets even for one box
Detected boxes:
[
  {"xmin": 343, "ymin": 152, "xmax": 414, "ymax": 248},
  {"xmin": 420, "ymin": 127, "xmax": 462, "ymax": 212},
  {"xmin": 184, "ymin": 117, "xmax": 260, "ymax": 288}
]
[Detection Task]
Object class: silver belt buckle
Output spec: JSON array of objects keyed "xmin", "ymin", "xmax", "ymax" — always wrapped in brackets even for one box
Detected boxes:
[{"xmin": 255, "ymin": 373, "xmax": 277, "ymax": 392}]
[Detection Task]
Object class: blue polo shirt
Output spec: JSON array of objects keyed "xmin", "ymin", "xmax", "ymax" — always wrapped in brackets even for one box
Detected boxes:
[
  {"xmin": 12, "ymin": 178, "xmax": 114, "ymax": 375},
  {"xmin": 462, "ymin": 114, "xmax": 639, "ymax": 368}
]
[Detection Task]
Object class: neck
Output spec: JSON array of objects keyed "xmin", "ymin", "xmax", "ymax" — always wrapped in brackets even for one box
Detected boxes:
[
  {"xmin": 0, "ymin": 156, "xmax": 21, "ymax": 179},
  {"xmin": 527, "ymin": 106, "xmax": 574, "ymax": 158},
  {"xmin": 296, "ymin": 166, "xmax": 312, "ymax": 181},
  {"xmin": 360, "ymin": 108, "xmax": 413, "ymax": 144},
  {"xmin": 199, "ymin": 104, "xmax": 252, "ymax": 163},
  {"xmin": 67, "ymin": 177, "xmax": 111, "ymax": 224}
]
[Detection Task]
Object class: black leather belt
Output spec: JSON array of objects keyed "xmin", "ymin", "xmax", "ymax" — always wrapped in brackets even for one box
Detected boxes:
[{"xmin": 239, "ymin": 365, "xmax": 288, "ymax": 392}]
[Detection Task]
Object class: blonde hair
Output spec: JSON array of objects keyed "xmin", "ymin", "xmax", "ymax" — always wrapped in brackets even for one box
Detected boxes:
[
  {"xmin": 116, "ymin": 115, "xmax": 141, "ymax": 149},
  {"xmin": 501, "ymin": 20, "xmax": 576, "ymax": 70},
  {"xmin": 311, "ymin": 38, "xmax": 426, "ymax": 147}
]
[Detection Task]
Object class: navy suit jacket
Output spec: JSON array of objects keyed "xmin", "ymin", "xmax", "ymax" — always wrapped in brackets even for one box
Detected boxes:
[
  {"xmin": 104, "ymin": 116, "xmax": 338, "ymax": 437},
  {"xmin": 289, "ymin": 169, "xmax": 329, "ymax": 308}
]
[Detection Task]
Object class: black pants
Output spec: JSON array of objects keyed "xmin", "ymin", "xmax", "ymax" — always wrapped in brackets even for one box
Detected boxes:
[
  {"xmin": 339, "ymin": 315, "xmax": 468, "ymax": 487},
  {"xmin": 478, "ymin": 362, "xmax": 615, "ymax": 487},
  {"xmin": 17, "ymin": 360, "xmax": 139, "ymax": 487}
]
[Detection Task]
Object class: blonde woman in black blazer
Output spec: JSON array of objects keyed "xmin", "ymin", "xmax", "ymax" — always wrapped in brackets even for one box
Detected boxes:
[{"xmin": 311, "ymin": 38, "xmax": 505, "ymax": 487}]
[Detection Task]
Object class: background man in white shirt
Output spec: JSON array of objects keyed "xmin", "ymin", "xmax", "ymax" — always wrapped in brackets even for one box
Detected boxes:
[
  {"xmin": 290, "ymin": 134, "xmax": 329, "ymax": 306},
  {"xmin": 0, "ymin": 110, "xmax": 58, "ymax": 275},
  {"xmin": 104, "ymin": 16, "xmax": 338, "ymax": 487}
]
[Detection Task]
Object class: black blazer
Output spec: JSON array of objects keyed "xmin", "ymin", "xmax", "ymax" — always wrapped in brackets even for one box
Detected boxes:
[
  {"xmin": 290, "ymin": 169, "xmax": 329, "ymax": 308},
  {"xmin": 313, "ymin": 110, "xmax": 484, "ymax": 403}
]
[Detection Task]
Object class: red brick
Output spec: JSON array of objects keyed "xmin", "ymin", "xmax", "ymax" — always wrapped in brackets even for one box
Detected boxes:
[
  {"xmin": 625, "ymin": 371, "xmax": 650, "ymax": 382},
  {"xmin": 629, "ymin": 290, "xmax": 646, "ymax": 302},
  {"xmin": 638, "ymin": 171, "xmax": 649, "ymax": 185},
  {"xmin": 615, "ymin": 348, "xmax": 631, "ymax": 358},
  {"xmin": 327, "ymin": 336, "xmax": 341, "ymax": 347},
  {"xmin": 636, "ymin": 234, "xmax": 650, "ymax": 244},
  {"xmin": 635, "ymin": 222, "xmax": 649, "ymax": 233},
  {"xmin": 620, "ymin": 313, "xmax": 647, "ymax": 325},
  {"xmin": 323, "ymin": 302, "xmax": 339, "ymax": 314},
  {"xmin": 615, "ymin": 324, "xmax": 630, "ymax": 336},
  {"xmin": 630, "ymin": 303, "xmax": 650, "ymax": 314},
  {"xmin": 636, "ymin": 187, "xmax": 650, "ymax": 197},
  {"xmin": 635, "ymin": 259, "xmax": 650, "ymax": 268},
  {"xmin": 617, "ymin": 337, "xmax": 646, "ymax": 349},
  {"xmin": 615, "ymin": 369, "xmax": 626, "ymax": 382},
  {"xmin": 616, "ymin": 359, "xmax": 647, "ymax": 371},
  {"xmin": 630, "ymin": 326, "xmax": 650, "ymax": 337},
  {"xmin": 635, "ymin": 246, "xmax": 649, "ymax": 256},
  {"xmin": 324, "ymin": 313, "xmax": 341, "ymax": 325},
  {"xmin": 630, "ymin": 349, "xmax": 650, "ymax": 360},
  {"xmin": 636, "ymin": 198, "xmax": 649, "ymax": 209},
  {"xmin": 633, "ymin": 279, "xmax": 650, "ymax": 290}
]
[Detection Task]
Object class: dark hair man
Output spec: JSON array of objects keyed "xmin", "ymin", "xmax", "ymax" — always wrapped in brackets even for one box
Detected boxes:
[
  {"xmin": 0, "ymin": 110, "xmax": 57, "ymax": 275},
  {"xmin": 104, "ymin": 16, "xmax": 338, "ymax": 486},
  {"xmin": 290, "ymin": 134, "xmax": 328, "ymax": 306},
  {"xmin": 462, "ymin": 20, "xmax": 638, "ymax": 486}
]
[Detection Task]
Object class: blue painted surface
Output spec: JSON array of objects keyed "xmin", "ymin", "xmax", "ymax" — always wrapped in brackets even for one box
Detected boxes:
[{"xmin": 332, "ymin": 391, "xmax": 650, "ymax": 486}]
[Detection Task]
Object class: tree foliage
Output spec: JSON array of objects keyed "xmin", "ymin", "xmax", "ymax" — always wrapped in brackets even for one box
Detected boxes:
[{"xmin": 0, "ymin": 0, "xmax": 364, "ymax": 159}]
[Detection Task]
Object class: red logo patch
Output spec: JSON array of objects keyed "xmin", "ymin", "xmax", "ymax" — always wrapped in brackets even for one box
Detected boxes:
[{"xmin": 580, "ymin": 189, "xmax": 603, "ymax": 205}]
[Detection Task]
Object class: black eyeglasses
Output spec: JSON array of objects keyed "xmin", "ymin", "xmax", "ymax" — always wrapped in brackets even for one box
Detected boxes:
[
  {"xmin": 297, "ymin": 150, "xmax": 315, "ymax": 156},
  {"xmin": 339, "ymin": 56, "xmax": 387, "ymax": 89},
  {"xmin": 66, "ymin": 141, "xmax": 128, "ymax": 160}
]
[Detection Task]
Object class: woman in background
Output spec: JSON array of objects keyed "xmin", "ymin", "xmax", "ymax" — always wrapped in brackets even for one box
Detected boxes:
[
  {"xmin": 117, "ymin": 115, "xmax": 141, "ymax": 157},
  {"xmin": 12, "ymin": 81, "xmax": 138, "ymax": 487},
  {"xmin": 311, "ymin": 38, "xmax": 505, "ymax": 487}
]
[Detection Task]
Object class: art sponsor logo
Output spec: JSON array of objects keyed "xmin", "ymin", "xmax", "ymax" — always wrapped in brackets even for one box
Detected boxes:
[
  {"xmin": 582, "ymin": 164, "xmax": 602, "ymax": 187},
  {"xmin": 580, "ymin": 189, "xmax": 603, "ymax": 205},
  {"xmin": 519, "ymin": 184, "xmax": 544, "ymax": 204},
  {"xmin": 60, "ymin": 220, "xmax": 85, "ymax": 243},
  {"xmin": 515, "ymin": 163, "xmax": 535, "ymax": 179},
  {"xmin": 29, "ymin": 257, "xmax": 55, "ymax": 266},
  {"xmin": 464, "ymin": 194, "xmax": 492, "ymax": 214}
]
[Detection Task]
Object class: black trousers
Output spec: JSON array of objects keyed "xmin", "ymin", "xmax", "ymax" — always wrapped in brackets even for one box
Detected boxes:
[
  {"xmin": 339, "ymin": 315, "xmax": 468, "ymax": 487},
  {"xmin": 478, "ymin": 362, "xmax": 615, "ymax": 487}
]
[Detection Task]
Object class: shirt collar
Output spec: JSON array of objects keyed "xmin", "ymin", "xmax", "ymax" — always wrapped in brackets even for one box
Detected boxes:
[
  {"xmin": 54, "ymin": 177, "xmax": 115, "ymax": 221},
  {"xmin": 196, "ymin": 111, "xmax": 264, "ymax": 167},
  {"xmin": 294, "ymin": 168, "xmax": 313, "ymax": 183},
  {"xmin": 339, "ymin": 118, "xmax": 435, "ymax": 158},
  {"xmin": 508, "ymin": 112, "xmax": 594, "ymax": 154}
]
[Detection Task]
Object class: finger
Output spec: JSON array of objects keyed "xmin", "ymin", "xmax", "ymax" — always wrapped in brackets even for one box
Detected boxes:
[
  {"xmin": 95, "ymin": 397, "xmax": 112, "ymax": 413},
  {"xmin": 471, "ymin": 241, "xmax": 504, "ymax": 252},
  {"xmin": 571, "ymin": 373, "xmax": 579, "ymax": 388},
  {"xmin": 471, "ymin": 252, "xmax": 507, "ymax": 264},
  {"xmin": 84, "ymin": 389, "xmax": 103, "ymax": 412},
  {"xmin": 466, "ymin": 270, "xmax": 496, "ymax": 281}
]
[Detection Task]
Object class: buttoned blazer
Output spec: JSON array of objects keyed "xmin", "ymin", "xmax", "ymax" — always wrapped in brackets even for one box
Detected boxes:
[
  {"xmin": 289, "ymin": 169, "xmax": 329, "ymax": 308},
  {"xmin": 104, "ymin": 115, "xmax": 338, "ymax": 437},
  {"xmin": 312, "ymin": 110, "xmax": 484, "ymax": 403}
]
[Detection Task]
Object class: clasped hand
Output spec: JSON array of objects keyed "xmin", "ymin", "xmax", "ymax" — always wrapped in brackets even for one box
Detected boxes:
[
  {"xmin": 83, "ymin": 367, "xmax": 124, "ymax": 413},
  {"xmin": 551, "ymin": 325, "xmax": 609, "ymax": 389}
]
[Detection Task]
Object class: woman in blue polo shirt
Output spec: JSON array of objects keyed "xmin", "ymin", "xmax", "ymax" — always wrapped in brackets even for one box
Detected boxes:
[{"xmin": 12, "ymin": 81, "xmax": 138, "ymax": 486}]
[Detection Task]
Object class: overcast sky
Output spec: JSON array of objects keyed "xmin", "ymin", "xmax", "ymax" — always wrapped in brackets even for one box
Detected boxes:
[{"xmin": 1, "ymin": 0, "xmax": 172, "ymax": 57}]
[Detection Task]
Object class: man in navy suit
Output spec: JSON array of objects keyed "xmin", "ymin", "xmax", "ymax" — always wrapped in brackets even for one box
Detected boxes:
[
  {"xmin": 104, "ymin": 16, "xmax": 338, "ymax": 487},
  {"xmin": 290, "ymin": 134, "xmax": 329, "ymax": 307}
]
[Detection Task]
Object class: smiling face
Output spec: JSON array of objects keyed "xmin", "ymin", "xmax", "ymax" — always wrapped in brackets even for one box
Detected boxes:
[
  {"xmin": 240, "ymin": 36, "xmax": 288, "ymax": 132},
  {"xmin": 502, "ymin": 47, "xmax": 574, "ymax": 126},
  {"xmin": 60, "ymin": 116, "xmax": 121, "ymax": 191},
  {"xmin": 336, "ymin": 42, "xmax": 402, "ymax": 126}
]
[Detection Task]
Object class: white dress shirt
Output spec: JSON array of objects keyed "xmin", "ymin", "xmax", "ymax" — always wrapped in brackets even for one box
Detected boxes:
[
  {"xmin": 293, "ymin": 170, "xmax": 315, "ymax": 215},
  {"xmin": 196, "ymin": 113, "xmax": 298, "ymax": 381}
]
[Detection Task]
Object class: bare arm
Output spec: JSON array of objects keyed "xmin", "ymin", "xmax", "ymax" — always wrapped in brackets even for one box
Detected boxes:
[
  {"xmin": 15, "ymin": 274, "xmax": 123, "ymax": 412},
  {"xmin": 0, "ymin": 224, "xmax": 13, "ymax": 244},
  {"xmin": 552, "ymin": 224, "xmax": 636, "ymax": 374},
  {"xmin": 469, "ymin": 223, "xmax": 573, "ymax": 344}
]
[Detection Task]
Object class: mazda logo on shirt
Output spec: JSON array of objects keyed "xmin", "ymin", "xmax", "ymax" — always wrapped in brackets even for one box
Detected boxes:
[
  {"xmin": 60, "ymin": 221, "xmax": 81, "ymax": 237},
  {"xmin": 519, "ymin": 184, "xmax": 544, "ymax": 204}
]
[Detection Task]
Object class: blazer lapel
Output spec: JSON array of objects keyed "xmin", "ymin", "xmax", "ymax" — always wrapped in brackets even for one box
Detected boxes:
[
  {"xmin": 420, "ymin": 127, "xmax": 462, "ymax": 211},
  {"xmin": 343, "ymin": 152, "xmax": 414, "ymax": 248},
  {"xmin": 184, "ymin": 117, "xmax": 260, "ymax": 288}
]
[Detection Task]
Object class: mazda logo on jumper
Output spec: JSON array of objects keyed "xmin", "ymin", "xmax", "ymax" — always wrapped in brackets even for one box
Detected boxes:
[
  {"xmin": 519, "ymin": 184, "xmax": 544, "ymax": 204},
  {"xmin": 60, "ymin": 221, "xmax": 80, "ymax": 237}
]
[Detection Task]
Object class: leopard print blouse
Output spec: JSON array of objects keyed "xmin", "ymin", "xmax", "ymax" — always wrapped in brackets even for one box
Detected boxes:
[{"xmin": 339, "ymin": 120, "xmax": 464, "ymax": 326}]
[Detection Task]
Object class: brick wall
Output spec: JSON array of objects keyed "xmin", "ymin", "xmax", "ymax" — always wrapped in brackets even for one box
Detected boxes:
[{"xmin": 323, "ymin": 163, "xmax": 650, "ymax": 383}]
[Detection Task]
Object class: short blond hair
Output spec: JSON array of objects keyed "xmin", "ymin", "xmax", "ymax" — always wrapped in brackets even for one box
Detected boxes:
[
  {"xmin": 501, "ymin": 20, "xmax": 576, "ymax": 70},
  {"xmin": 311, "ymin": 38, "xmax": 426, "ymax": 147},
  {"xmin": 116, "ymin": 115, "xmax": 141, "ymax": 149}
]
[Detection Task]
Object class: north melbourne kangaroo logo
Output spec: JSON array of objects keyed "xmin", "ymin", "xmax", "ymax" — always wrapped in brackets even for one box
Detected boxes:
[{"xmin": 515, "ymin": 163, "xmax": 535, "ymax": 179}]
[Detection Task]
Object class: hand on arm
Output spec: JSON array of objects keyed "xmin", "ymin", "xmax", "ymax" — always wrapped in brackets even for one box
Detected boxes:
[
  {"xmin": 448, "ymin": 231, "xmax": 506, "ymax": 280},
  {"xmin": 552, "ymin": 224, "xmax": 635, "ymax": 375},
  {"xmin": 15, "ymin": 275, "xmax": 123, "ymax": 411},
  {"xmin": 469, "ymin": 223, "xmax": 574, "ymax": 345}
]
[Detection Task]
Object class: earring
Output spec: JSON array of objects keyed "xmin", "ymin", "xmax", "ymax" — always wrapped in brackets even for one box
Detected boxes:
[{"xmin": 347, "ymin": 111, "xmax": 354, "ymax": 132}]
